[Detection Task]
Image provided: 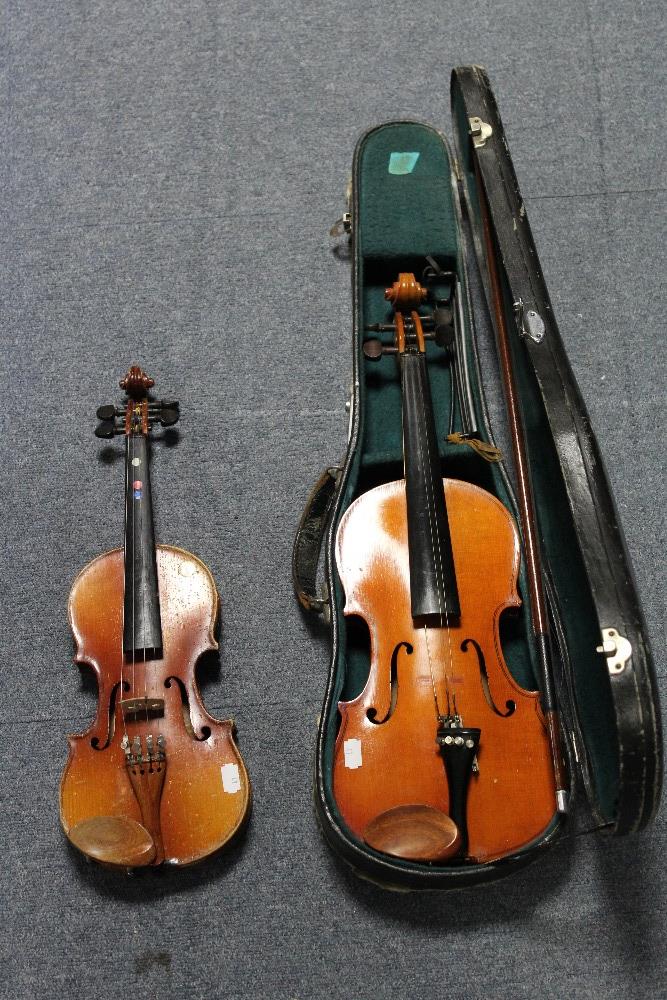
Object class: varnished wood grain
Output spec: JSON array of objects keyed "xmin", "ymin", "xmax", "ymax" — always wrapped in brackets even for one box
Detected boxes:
[
  {"xmin": 68, "ymin": 816, "xmax": 156, "ymax": 868},
  {"xmin": 60, "ymin": 545, "xmax": 251, "ymax": 867},
  {"xmin": 363, "ymin": 804, "xmax": 461, "ymax": 862},
  {"xmin": 334, "ymin": 479, "xmax": 556, "ymax": 864}
]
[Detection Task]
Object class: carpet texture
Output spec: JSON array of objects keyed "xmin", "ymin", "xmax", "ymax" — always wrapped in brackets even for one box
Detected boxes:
[{"xmin": 1, "ymin": 2, "xmax": 665, "ymax": 998}]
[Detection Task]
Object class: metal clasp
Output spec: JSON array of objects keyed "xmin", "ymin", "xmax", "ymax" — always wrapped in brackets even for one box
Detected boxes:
[
  {"xmin": 330, "ymin": 212, "xmax": 351, "ymax": 237},
  {"xmin": 596, "ymin": 627, "xmax": 632, "ymax": 675},
  {"xmin": 513, "ymin": 299, "xmax": 545, "ymax": 343},
  {"xmin": 469, "ymin": 116, "xmax": 493, "ymax": 149}
]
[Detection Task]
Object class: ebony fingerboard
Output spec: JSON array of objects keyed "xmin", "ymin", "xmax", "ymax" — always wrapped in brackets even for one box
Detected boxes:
[
  {"xmin": 123, "ymin": 435, "xmax": 163, "ymax": 657},
  {"xmin": 401, "ymin": 351, "xmax": 460, "ymax": 621}
]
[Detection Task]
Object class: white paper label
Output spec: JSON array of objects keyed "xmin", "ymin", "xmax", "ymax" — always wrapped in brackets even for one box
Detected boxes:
[
  {"xmin": 343, "ymin": 738, "xmax": 362, "ymax": 769},
  {"xmin": 221, "ymin": 762, "xmax": 242, "ymax": 793}
]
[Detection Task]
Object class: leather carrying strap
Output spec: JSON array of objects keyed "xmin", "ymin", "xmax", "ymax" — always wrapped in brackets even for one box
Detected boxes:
[{"xmin": 292, "ymin": 466, "xmax": 341, "ymax": 613}]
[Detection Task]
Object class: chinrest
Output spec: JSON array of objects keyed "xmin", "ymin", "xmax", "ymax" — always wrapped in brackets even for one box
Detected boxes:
[
  {"xmin": 68, "ymin": 815, "xmax": 156, "ymax": 868},
  {"xmin": 362, "ymin": 804, "xmax": 462, "ymax": 862}
]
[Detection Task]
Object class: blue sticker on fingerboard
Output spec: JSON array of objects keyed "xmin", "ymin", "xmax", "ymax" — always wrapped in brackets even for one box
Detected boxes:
[{"xmin": 388, "ymin": 152, "xmax": 420, "ymax": 175}]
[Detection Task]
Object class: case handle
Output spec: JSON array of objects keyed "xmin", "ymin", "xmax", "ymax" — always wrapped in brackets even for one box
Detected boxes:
[{"xmin": 292, "ymin": 466, "xmax": 341, "ymax": 614}]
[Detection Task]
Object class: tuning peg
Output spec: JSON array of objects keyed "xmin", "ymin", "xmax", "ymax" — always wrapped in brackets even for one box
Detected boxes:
[
  {"xmin": 147, "ymin": 399, "xmax": 179, "ymax": 410},
  {"xmin": 95, "ymin": 419, "xmax": 117, "ymax": 438},
  {"xmin": 96, "ymin": 404, "xmax": 117, "ymax": 420},
  {"xmin": 362, "ymin": 338, "xmax": 399, "ymax": 361},
  {"xmin": 365, "ymin": 323, "xmax": 396, "ymax": 334},
  {"xmin": 433, "ymin": 306, "xmax": 455, "ymax": 350},
  {"xmin": 159, "ymin": 406, "xmax": 179, "ymax": 427}
]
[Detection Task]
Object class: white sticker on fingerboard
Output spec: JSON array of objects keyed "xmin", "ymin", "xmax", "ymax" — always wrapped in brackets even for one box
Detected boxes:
[
  {"xmin": 221, "ymin": 762, "xmax": 242, "ymax": 793},
  {"xmin": 343, "ymin": 738, "xmax": 362, "ymax": 769}
]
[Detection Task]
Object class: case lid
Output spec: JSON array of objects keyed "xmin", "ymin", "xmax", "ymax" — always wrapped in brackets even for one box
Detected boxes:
[{"xmin": 450, "ymin": 65, "xmax": 662, "ymax": 834}]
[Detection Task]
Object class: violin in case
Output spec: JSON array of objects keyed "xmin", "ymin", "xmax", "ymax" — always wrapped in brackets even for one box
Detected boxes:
[{"xmin": 292, "ymin": 66, "xmax": 662, "ymax": 889}]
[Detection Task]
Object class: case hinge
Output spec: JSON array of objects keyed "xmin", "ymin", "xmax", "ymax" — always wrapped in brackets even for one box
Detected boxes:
[
  {"xmin": 469, "ymin": 116, "xmax": 493, "ymax": 148},
  {"xmin": 513, "ymin": 298, "xmax": 546, "ymax": 343},
  {"xmin": 330, "ymin": 213, "xmax": 351, "ymax": 237},
  {"xmin": 596, "ymin": 627, "xmax": 632, "ymax": 675}
]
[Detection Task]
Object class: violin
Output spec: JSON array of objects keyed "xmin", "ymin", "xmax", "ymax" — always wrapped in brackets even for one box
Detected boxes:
[
  {"xmin": 333, "ymin": 274, "xmax": 557, "ymax": 864},
  {"xmin": 60, "ymin": 366, "xmax": 251, "ymax": 869}
]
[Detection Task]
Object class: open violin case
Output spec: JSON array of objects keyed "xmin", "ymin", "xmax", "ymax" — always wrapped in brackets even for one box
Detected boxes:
[{"xmin": 292, "ymin": 66, "xmax": 662, "ymax": 890}]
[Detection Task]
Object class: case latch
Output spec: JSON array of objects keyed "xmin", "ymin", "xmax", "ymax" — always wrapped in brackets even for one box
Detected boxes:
[
  {"xmin": 330, "ymin": 213, "xmax": 351, "ymax": 237},
  {"xmin": 469, "ymin": 116, "xmax": 493, "ymax": 148},
  {"xmin": 513, "ymin": 299, "xmax": 546, "ymax": 343},
  {"xmin": 596, "ymin": 627, "xmax": 632, "ymax": 675}
]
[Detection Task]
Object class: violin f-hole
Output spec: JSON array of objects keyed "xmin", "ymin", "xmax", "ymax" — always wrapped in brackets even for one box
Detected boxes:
[
  {"xmin": 461, "ymin": 638, "xmax": 516, "ymax": 717},
  {"xmin": 90, "ymin": 680, "xmax": 128, "ymax": 751},
  {"xmin": 366, "ymin": 641, "xmax": 412, "ymax": 725},
  {"xmin": 165, "ymin": 675, "xmax": 212, "ymax": 740}
]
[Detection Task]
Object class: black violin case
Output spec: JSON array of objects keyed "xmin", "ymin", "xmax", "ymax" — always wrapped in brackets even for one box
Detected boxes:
[{"xmin": 292, "ymin": 66, "xmax": 662, "ymax": 890}]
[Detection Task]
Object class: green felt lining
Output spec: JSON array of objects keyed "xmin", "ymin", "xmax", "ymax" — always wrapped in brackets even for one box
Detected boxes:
[{"xmin": 358, "ymin": 126, "xmax": 459, "ymax": 264}]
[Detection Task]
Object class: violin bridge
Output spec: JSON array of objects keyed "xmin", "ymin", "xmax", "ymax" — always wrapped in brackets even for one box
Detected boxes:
[{"xmin": 120, "ymin": 697, "xmax": 165, "ymax": 721}]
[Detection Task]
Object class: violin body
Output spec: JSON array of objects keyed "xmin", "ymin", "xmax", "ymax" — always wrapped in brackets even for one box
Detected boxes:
[
  {"xmin": 61, "ymin": 546, "xmax": 250, "ymax": 867},
  {"xmin": 334, "ymin": 477, "xmax": 556, "ymax": 863},
  {"xmin": 60, "ymin": 367, "xmax": 250, "ymax": 870}
]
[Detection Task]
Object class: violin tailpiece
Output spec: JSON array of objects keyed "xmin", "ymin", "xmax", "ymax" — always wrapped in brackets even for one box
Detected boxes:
[
  {"xmin": 436, "ymin": 725, "xmax": 482, "ymax": 859},
  {"xmin": 122, "ymin": 733, "xmax": 168, "ymax": 865}
]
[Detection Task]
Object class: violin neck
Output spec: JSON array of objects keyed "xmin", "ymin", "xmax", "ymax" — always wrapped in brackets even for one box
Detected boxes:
[
  {"xmin": 123, "ymin": 435, "xmax": 163, "ymax": 657},
  {"xmin": 400, "ymin": 350, "xmax": 460, "ymax": 621}
]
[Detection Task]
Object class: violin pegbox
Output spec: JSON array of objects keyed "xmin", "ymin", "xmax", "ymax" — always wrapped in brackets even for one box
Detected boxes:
[{"xmin": 94, "ymin": 366, "xmax": 180, "ymax": 438}]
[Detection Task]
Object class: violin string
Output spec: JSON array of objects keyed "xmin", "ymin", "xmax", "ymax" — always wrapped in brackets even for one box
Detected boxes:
[
  {"xmin": 120, "ymin": 428, "xmax": 129, "ymax": 741},
  {"xmin": 409, "ymin": 316, "xmax": 456, "ymax": 722},
  {"xmin": 418, "ymin": 374, "xmax": 457, "ymax": 722},
  {"xmin": 131, "ymin": 418, "xmax": 137, "ymax": 727},
  {"xmin": 423, "ymin": 625, "xmax": 442, "ymax": 718},
  {"xmin": 424, "ymin": 349, "xmax": 459, "ymax": 721},
  {"xmin": 142, "ymin": 409, "xmax": 149, "ymax": 730},
  {"xmin": 411, "ymin": 404, "xmax": 444, "ymax": 721}
]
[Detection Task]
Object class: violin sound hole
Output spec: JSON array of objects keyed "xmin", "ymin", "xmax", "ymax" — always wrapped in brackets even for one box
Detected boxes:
[
  {"xmin": 91, "ymin": 680, "xmax": 128, "ymax": 750},
  {"xmin": 461, "ymin": 638, "xmax": 516, "ymax": 717},
  {"xmin": 164, "ymin": 676, "xmax": 210, "ymax": 741},
  {"xmin": 367, "ymin": 641, "xmax": 413, "ymax": 725}
]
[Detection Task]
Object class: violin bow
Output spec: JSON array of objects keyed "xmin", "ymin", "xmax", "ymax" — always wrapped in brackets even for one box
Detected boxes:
[{"xmin": 473, "ymin": 153, "xmax": 569, "ymax": 814}]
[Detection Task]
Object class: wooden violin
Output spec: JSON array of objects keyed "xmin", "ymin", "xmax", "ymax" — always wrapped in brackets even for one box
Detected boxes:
[
  {"xmin": 60, "ymin": 366, "xmax": 251, "ymax": 869},
  {"xmin": 333, "ymin": 274, "xmax": 557, "ymax": 864}
]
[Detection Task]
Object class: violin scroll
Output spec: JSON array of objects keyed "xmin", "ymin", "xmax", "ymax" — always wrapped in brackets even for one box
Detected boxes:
[
  {"xmin": 385, "ymin": 272, "xmax": 427, "ymax": 311},
  {"xmin": 363, "ymin": 272, "xmax": 446, "ymax": 362},
  {"xmin": 119, "ymin": 365, "xmax": 154, "ymax": 398}
]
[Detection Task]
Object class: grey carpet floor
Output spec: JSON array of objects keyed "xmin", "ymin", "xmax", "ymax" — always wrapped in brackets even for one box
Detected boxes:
[{"xmin": 1, "ymin": 2, "xmax": 665, "ymax": 998}]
